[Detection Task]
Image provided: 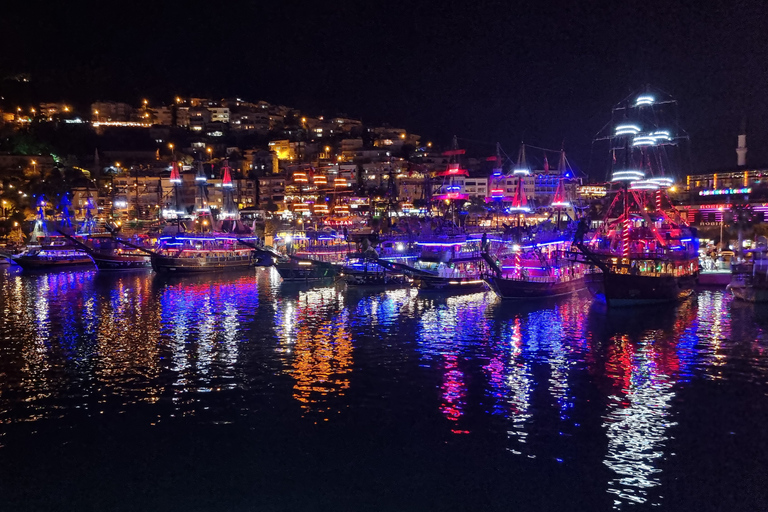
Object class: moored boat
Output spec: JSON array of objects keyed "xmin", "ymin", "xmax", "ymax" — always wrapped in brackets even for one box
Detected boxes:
[
  {"xmin": 342, "ymin": 256, "xmax": 409, "ymax": 287},
  {"xmin": 91, "ymin": 251, "xmax": 152, "ymax": 270},
  {"xmin": 275, "ymin": 257, "xmax": 340, "ymax": 281},
  {"xmin": 574, "ymin": 88, "xmax": 699, "ymax": 307},
  {"xmin": 486, "ymin": 273, "xmax": 585, "ymax": 299},
  {"xmin": 697, "ymin": 269, "xmax": 732, "ymax": 286},
  {"xmin": 483, "ymin": 241, "xmax": 586, "ymax": 299},
  {"xmin": 59, "ymin": 232, "xmax": 152, "ymax": 270},
  {"xmin": 150, "ymin": 235, "xmax": 256, "ymax": 273},
  {"xmin": 727, "ymin": 250, "xmax": 768, "ymax": 302},
  {"xmin": 414, "ymin": 274, "xmax": 487, "ymax": 293},
  {"xmin": 13, "ymin": 246, "xmax": 94, "ymax": 270}
]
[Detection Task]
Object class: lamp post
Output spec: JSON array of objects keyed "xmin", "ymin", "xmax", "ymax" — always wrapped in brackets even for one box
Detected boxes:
[{"xmin": 719, "ymin": 206, "xmax": 724, "ymax": 254}]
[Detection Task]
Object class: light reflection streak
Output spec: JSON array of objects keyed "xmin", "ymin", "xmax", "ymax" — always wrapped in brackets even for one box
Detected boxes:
[
  {"xmin": 602, "ymin": 334, "xmax": 677, "ymax": 508},
  {"xmin": 274, "ymin": 285, "xmax": 353, "ymax": 419},
  {"xmin": 417, "ymin": 293, "xmax": 493, "ymax": 434}
]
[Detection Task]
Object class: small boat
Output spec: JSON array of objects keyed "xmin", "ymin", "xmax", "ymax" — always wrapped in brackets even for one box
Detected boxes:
[
  {"xmin": 13, "ymin": 245, "xmax": 94, "ymax": 270},
  {"xmin": 150, "ymin": 235, "xmax": 256, "ymax": 274},
  {"xmin": 342, "ymin": 257, "xmax": 409, "ymax": 287},
  {"xmin": 275, "ymin": 257, "xmax": 340, "ymax": 281},
  {"xmin": 696, "ymin": 269, "xmax": 732, "ymax": 286},
  {"xmin": 727, "ymin": 250, "xmax": 768, "ymax": 302},
  {"xmin": 398, "ymin": 233, "xmax": 511, "ymax": 294},
  {"xmin": 58, "ymin": 232, "xmax": 152, "ymax": 270},
  {"xmin": 90, "ymin": 250, "xmax": 151, "ymax": 270}
]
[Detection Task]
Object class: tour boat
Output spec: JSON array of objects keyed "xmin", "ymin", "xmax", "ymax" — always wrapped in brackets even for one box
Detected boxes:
[
  {"xmin": 574, "ymin": 89, "xmax": 699, "ymax": 307},
  {"xmin": 150, "ymin": 235, "xmax": 257, "ymax": 273},
  {"xmin": 483, "ymin": 240, "xmax": 586, "ymax": 299},
  {"xmin": 407, "ymin": 235, "xmax": 494, "ymax": 293},
  {"xmin": 13, "ymin": 245, "xmax": 94, "ymax": 270}
]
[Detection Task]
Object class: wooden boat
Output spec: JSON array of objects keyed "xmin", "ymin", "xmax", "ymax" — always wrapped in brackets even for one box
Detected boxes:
[
  {"xmin": 91, "ymin": 251, "xmax": 151, "ymax": 270},
  {"xmin": 573, "ymin": 88, "xmax": 699, "ymax": 307},
  {"xmin": 486, "ymin": 273, "xmax": 584, "ymax": 299},
  {"xmin": 151, "ymin": 235, "xmax": 256, "ymax": 274},
  {"xmin": 275, "ymin": 257, "xmax": 340, "ymax": 281},
  {"xmin": 56, "ymin": 230, "xmax": 152, "ymax": 270},
  {"xmin": 13, "ymin": 246, "xmax": 94, "ymax": 270},
  {"xmin": 584, "ymin": 268, "xmax": 694, "ymax": 306},
  {"xmin": 342, "ymin": 257, "xmax": 409, "ymax": 287},
  {"xmin": 483, "ymin": 242, "xmax": 586, "ymax": 299},
  {"xmin": 398, "ymin": 233, "xmax": 509, "ymax": 294}
]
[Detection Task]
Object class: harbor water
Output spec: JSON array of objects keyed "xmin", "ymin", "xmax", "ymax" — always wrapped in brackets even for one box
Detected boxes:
[{"xmin": 0, "ymin": 267, "xmax": 766, "ymax": 511}]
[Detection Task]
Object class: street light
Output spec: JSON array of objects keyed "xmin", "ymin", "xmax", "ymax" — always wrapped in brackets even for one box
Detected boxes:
[
  {"xmin": 719, "ymin": 206, "xmax": 725, "ymax": 255},
  {"xmin": 31, "ymin": 160, "xmax": 37, "ymax": 174}
]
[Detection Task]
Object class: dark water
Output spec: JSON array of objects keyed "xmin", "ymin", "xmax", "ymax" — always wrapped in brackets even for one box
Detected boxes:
[{"xmin": 0, "ymin": 267, "xmax": 766, "ymax": 511}]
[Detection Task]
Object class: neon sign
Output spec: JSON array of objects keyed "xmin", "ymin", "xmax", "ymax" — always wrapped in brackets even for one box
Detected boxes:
[{"xmin": 699, "ymin": 187, "xmax": 751, "ymax": 196}]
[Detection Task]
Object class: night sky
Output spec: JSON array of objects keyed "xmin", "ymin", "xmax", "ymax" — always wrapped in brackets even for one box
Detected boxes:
[{"xmin": 2, "ymin": 0, "xmax": 767, "ymax": 177}]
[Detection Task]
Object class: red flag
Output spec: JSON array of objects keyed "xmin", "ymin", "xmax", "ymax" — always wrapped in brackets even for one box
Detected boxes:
[{"xmin": 543, "ymin": 155, "xmax": 549, "ymax": 172}]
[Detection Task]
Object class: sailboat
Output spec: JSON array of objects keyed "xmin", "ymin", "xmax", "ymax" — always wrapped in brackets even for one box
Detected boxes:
[
  {"xmin": 151, "ymin": 159, "xmax": 263, "ymax": 273},
  {"xmin": 14, "ymin": 196, "xmax": 94, "ymax": 270},
  {"xmin": 574, "ymin": 89, "xmax": 699, "ymax": 306},
  {"xmin": 482, "ymin": 143, "xmax": 588, "ymax": 299}
]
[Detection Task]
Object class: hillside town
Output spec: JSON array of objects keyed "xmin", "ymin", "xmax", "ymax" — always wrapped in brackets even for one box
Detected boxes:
[{"xmin": 1, "ymin": 94, "xmax": 767, "ymax": 253}]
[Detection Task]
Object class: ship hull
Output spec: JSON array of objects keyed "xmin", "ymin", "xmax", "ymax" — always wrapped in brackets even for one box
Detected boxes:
[
  {"xmin": 697, "ymin": 270, "xmax": 732, "ymax": 286},
  {"xmin": 343, "ymin": 270, "xmax": 409, "ymax": 287},
  {"xmin": 14, "ymin": 256, "xmax": 94, "ymax": 270},
  {"xmin": 486, "ymin": 275, "xmax": 585, "ymax": 299},
  {"xmin": 275, "ymin": 263, "xmax": 339, "ymax": 281},
  {"xmin": 415, "ymin": 276, "xmax": 487, "ymax": 293},
  {"xmin": 151, "ymin": 255, "xmax": 253, "ymax": 273},
  {"xmin": 586, "ymin": 272, "xmax": 694, "ymax": 307},
  {"xmin": 92, "ymin": 254, "xmax": 151, "ymax": 270}
]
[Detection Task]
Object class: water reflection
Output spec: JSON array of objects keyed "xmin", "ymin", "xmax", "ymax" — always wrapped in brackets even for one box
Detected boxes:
[
  {"xmin": 0, "ymin": 269, "xmax": 766, "ymax": 510},
  {"xmin": 417, "ymin": 292, "xmax": 491, "ymax": 434},
  {"xmin": 274, "ymin": 285, "xmax": 354, "ymax": 420}
]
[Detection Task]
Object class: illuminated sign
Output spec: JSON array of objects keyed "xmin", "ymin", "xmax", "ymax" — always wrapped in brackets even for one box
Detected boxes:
[
  {"xmin": 578, "ymin": 185, "xmax": 607, "ymax": 197},
  {"xmin": 699, "ymin": 187, "xmax": 751, "ymax": 196}
]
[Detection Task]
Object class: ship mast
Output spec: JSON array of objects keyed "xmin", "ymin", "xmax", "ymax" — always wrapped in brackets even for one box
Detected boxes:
[
  {"xmin": 169, "ymin": 160, "xmax": 183, "ymax": 228},
  {"xmin": 195, "ymin": 158, "xmax": 210, "ymax": 232},
  {"xmin": 221, "ymin": 159, "xmax": 237, "ymax": 220}
]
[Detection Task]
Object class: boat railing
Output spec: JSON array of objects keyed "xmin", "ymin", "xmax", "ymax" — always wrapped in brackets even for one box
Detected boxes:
[{"xmin": 497, "ymin": 274, "xmax": 578, "ymax": 284}]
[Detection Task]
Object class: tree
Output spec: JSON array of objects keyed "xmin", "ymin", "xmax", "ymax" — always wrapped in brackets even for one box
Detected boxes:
[
  {"xmin": 265, "ymin": 199, "xmax": 279, "ymax": 213},
  {"xmin": 399, "ymin": 144, "xmax": 416, "ymax": 161}
]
